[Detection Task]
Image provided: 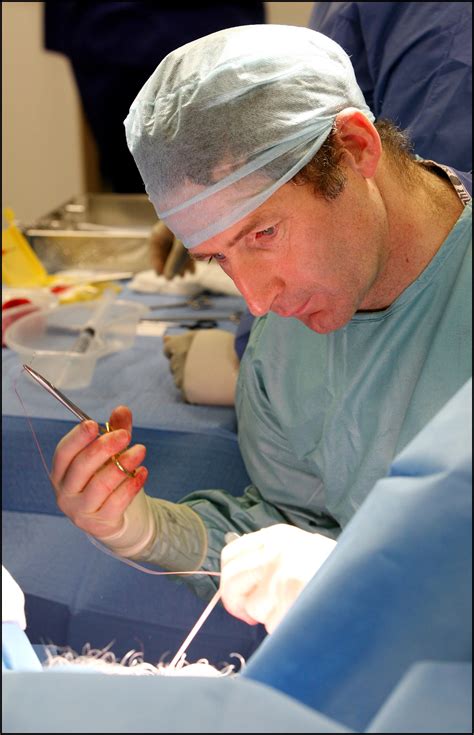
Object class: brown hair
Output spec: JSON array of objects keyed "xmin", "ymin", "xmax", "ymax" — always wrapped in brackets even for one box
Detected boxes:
[{"xmin": 292, "ymin": 119, "xmax": 417, "ymax": 199}]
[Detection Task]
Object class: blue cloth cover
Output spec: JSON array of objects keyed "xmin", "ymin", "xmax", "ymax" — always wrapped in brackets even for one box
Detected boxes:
[
  {"xmin": 242, "ymin": 379, "xmax": 472, "ymax": 731},
  {"xmin": 309, "ymin": 2, "xmax": 472, "ymax": 172},
  {"xmin": 2, "ymin": 666, "xmax": 351, "ymax": 734},
  {"xmin": 2, "ymin": 623, "xmax": 42, "ymax": 673},
  {"xmin": 366, "ymin": 661, "xmax": 472, "ymax": 734}
]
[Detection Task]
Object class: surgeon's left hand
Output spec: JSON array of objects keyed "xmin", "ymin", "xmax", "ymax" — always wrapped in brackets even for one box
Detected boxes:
[{"xmin": 220, "ymin": 525, "xmax": 336, "ymax": 633}]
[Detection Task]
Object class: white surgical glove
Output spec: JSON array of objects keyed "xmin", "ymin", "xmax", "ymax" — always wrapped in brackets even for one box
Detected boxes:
[
  {"xmin": 2, "ymin": 566, "xmax": 27, "ymax": 630},
  {"xmin": 220, "ymin": 525, "xmax": 336, "ymax": 634},
  {"xmin": 164, "ymin": 329, "xmax": 239, "ymax": 405}
]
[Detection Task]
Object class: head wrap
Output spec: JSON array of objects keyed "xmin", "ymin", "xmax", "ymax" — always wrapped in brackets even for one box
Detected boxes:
[{"xmin": 125, "ymin": 24, "xmax": 374, "ymax": 248}]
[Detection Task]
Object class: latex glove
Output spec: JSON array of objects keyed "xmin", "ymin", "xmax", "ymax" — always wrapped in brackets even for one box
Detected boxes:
[
  {"xmin": 149, "ymin": 221, "xmax": 195, "ymax": 279},
  {"xmin": 163, "ymin": 329, "xmax": 238, "ymax": 405},
  {"xmin": 220, "ymin": 525, "xmax": 337, "ymax": 633},
  {"xmin": 163, "ymin": 331, "xmax": 197, "ymax": 392},
  {"xmin": 50, "ymin": 405, "xmax": 148, "ymax": 540}
]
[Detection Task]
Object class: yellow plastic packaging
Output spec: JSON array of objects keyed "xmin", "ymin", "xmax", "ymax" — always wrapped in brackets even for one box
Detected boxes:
[
  {"xmin": 2, "ymin": 208, "xmax": 122, "ymax": 303},
  {"xmin": 2, "ymin": 208, "xmax": 53, "ymax": 287}
]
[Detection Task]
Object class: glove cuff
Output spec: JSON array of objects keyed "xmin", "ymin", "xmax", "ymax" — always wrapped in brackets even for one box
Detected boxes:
[
  {"xmin": 99, "ymin": 491, "xmax": 208, "ymax": 573},
  {"xmin": 183, "ymin": 329, "xmax": 239, "ymax": 405},
  {"xmin": 97, "ymin": 489, "xmax": 155, "ymax": 559}
]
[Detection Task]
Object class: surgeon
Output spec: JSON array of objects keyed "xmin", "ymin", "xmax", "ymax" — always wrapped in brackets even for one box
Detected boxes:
[
  {"xmin": 156, "ymin": 1, "xmax": 473, "ymax": 406},
  {"xmin": 49, "ymin": 25, "xmax": 472, "ymax": 620}
]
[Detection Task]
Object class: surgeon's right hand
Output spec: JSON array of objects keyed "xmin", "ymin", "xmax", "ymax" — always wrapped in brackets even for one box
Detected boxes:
[
  {"xmin": 220, "ymin": 525, "xmax": 336, "ymax": 633},
  {"xmin": 50, "ymin": 405, "xmax": 148, "ymax": 540}
]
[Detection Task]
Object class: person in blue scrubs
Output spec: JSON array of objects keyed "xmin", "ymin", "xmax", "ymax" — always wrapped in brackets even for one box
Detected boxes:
[
  {"xmin": 44, "ymin": 1, "xmax": 265, "ymax": 193},
  {"xmin": 48, "ymin": 25, "xmax": 471, "ymax": 615},
  {"xmin": 309, "ymin": 1, "xmax": 472, "ymax": 173}
]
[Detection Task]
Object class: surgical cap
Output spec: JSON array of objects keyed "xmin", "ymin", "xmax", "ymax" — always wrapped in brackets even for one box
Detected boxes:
[{"xmin": 124, "ymin": 24, "xmax": 374, "ymax": 248}]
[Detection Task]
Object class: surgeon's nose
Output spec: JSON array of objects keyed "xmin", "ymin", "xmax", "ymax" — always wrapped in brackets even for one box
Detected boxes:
[{"xmin": 232, "ymin": 263, "xmax": 283, "ymax": 317}]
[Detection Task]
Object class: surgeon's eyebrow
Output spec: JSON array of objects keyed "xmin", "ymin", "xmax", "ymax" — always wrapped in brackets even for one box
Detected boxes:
[{"xmin": 189, "ymin": 214, "xmax": 271, "ymax": 260}]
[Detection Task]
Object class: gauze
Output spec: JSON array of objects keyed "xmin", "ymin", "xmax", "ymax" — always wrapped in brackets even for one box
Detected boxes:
[{"xmin": 124, "ymin": 24, "xmax": 374, "ymax": 248}]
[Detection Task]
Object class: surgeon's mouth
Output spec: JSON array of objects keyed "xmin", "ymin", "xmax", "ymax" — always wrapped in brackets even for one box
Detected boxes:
[
  {"xmin": 271, "ymin": 296, "xmax": 313, "ymax": 318},
  {"xmin": 286, "ymin": 297, "xmax": 314, "ymax": 318},
  {"xmin": 273, "ymin": 296, "xmax": 323, "ymax": 320}
]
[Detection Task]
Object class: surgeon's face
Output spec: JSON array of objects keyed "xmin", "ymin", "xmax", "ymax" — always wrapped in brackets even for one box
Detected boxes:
[{"xmin": 189, "ymin": 173, "xmax": 390, "ymax": 334}]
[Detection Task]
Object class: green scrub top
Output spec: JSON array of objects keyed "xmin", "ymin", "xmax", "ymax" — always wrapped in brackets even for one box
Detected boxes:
[{"xmin": 182, "ymin": 196, "xmax": 472, "ymax": 597}]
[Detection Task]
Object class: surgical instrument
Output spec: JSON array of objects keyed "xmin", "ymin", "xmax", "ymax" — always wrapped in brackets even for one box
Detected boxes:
[
  {"xmin": 22, "ymin": 364, "xmax": 135, "ymax": 477},
  {"xmin": 167, "ymin": 532, "xmax": 240, "ymax": 669},
  {"xmin": 148, "ymin": 294, "xmax": 213, "ymax": 311},
  {"xmin": 168, "ymin": 588, "xmax": 222, "ymax": 669},
  {"xmin": 177, "ymin": 319, "xmax": 219, "ymax": 330},
  {"xmin": 69, "ymin": 289, "xmax": 116, "ymax": 354},
  {"xmin": 141, "ymin": 310, "xmax": 242, "ymax": 324}
]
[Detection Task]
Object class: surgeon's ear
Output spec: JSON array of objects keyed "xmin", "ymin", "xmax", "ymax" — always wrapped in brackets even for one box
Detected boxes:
[{"xmin": 334, "ymin": 109, "xmax": 381, "ymax": 178}]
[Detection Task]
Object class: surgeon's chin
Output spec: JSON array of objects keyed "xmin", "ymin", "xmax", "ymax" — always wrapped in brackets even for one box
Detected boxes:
[{"xmin": 300, "ymin": 311, "xmax": 347, "ymax": 334}]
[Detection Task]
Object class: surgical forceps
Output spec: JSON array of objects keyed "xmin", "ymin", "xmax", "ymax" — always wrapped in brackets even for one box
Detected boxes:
[
  {"xmin": 141, "ymin": 311, "xmax": 243, "ymax": 326},
  {"xmin": 22, "ymin": 364, "xmax": 136, "ymax": 477},
  {"xmin": 148, "ymin": 294, "xmax": 214, "ymax": 311}
]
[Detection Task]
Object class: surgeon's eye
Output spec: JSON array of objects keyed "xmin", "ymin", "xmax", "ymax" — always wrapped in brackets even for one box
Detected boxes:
[
  {"xmin": 255, "ymin": 225, "xmax": 277, "ymax": 240},
  {"xmin": 208, "ymin": 253, "xmax": 226, "ymax": 263}
]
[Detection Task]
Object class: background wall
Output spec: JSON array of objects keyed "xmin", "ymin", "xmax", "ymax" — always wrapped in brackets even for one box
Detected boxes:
[
  {"xmin": 2, "ymin": 2, "xmax": 84, "ymax": 226},
  {"xmin": 2, "ymin": 2, "xmax": 314, "ymax": 227}
]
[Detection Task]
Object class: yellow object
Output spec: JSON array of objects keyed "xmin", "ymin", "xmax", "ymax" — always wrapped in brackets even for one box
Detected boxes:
[
  {"xmin": 2, "ymin": 208, "xmax": 122, "ymax": 302},
  {"xmin": 2, "ymin": 208, "xmax": 54, "ymax": 287},
  {"xmin": 57, "ymin": 281, "xmax": 121, "ymax": 304}
]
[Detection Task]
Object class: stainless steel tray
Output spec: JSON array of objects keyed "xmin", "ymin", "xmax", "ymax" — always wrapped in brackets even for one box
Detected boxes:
[{"xmin": 25, "ymin": 193, "xmax": 158, "ymax": 274}]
